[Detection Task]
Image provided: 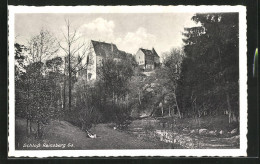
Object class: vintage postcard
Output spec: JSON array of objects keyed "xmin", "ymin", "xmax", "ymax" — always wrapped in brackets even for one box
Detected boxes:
[{"xmin": 8, "ymin": 6, "xmax": 247, "ymax": 157}]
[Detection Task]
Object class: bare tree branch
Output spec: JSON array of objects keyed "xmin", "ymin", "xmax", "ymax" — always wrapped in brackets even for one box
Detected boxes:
[
  {"xmin": 71, "ymin": 42, "xmax": 85, "ymax": 56},
  {"xmin": 58, "ymin": 42, "xmax": 69, "ymax": 55},
  {"xmin": 27, "ymin": 29, "xmax": 59, "ymax": 63}
]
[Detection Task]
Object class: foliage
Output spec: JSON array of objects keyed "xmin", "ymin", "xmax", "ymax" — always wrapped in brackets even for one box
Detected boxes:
[
  {"xmin": 98, "ymin": 57, "xmax": 134, "ymax": 97},
  {"xmin": 27, "ymin": 29, "xmax": 59, "ymax": 63},
  {"xmin": 178, "ymin": 13, "xmax": 239, "ymax": 121},
  {"xmin": 15, "ymin": 43, "xmax": 27, "ymax": 81},
  {"xmin": 45, "ymin": 57, "xmax": 64, "ymax": 120},
  {"xmin": 144, "ymin": 123, "xmax": 155, "ymax": 132},
  {"xmin": 16, "ymin": 33, "xmax": 62, "ymax": 137},
  {"xmin": 71, "ymin": 76, "xmax": 101, "ymax": 129},
  {"xmin": 17, "ymin": 62, "xmax": 50, "ymax": 137},
  {"xmin": 65, "ymin": 57, "xmax": 135, "ymax": 129},
  {"xmin": 97, "ymin": 57, "xmax": 134, "ymax": 125}
]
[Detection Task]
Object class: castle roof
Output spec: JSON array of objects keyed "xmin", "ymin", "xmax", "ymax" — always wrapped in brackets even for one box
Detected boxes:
[
  {"xmin": 91, "ymin": 40, "xmax": 131, "ymax": 59},
  {"xmin": 91, "ymin": 40, "xmax": 118, "ymax": 57},
  {"xmin": 140, "ymin": 48, "xmax": 159, "ymax": 58}
]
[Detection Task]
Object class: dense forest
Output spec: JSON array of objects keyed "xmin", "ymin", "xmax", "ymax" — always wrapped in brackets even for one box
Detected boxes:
[
  {"xmin": 178, "ymin": 13, "xmax": 239, "ymax": 122},
  {"xmin": 15, "ymin": 13, "xmax": 239, "ymax": 139}
]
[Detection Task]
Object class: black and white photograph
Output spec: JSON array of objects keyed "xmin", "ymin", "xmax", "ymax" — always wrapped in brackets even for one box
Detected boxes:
[{"xmin": 8, "ymin": 6, "xmax": 247, "ymax": 157}]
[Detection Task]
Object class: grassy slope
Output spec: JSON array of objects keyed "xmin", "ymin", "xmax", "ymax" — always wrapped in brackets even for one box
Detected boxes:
[
  {"xmin": 15, "ymin": 118, "xmax": 169, "ymax": 150},
  {"xmin": 15, "ymin": 115, "xmax": 239, "ymax": 150}
]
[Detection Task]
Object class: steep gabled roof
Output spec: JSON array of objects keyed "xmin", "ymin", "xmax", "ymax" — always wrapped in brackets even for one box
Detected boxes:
[
  {"xmin": 140, "ymin": 48, "xmax": 154, "ymax": 58},
  {"xmin": 140, "ymin": 48, "xmax": 159, "ymax": 58},
  {"xmin": 152, "ymin": 48, "xmax": 159, "ymax": 57},
  {"xmin": 91, "ymin": 40, "xmax": 119, "ymax": 57},
  {"xmin": 91, "ymin": 40, "xmax": 132, "ymax": 60}
]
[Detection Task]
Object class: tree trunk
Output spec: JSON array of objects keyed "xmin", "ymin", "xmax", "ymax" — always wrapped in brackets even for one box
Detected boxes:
[
  {"xmin": 161, "ymin": 106, "xmax": 164, "ymax": 117},
  {"xmin": 63, "ymin": 59, "xmax": 66, "ymax": 111},
  {"xmin": 112, "ymin": 91, "xmax": 115, "ymax": 105},
  {"xmin": 26, "ymin": 119, "xmax": 29, "ymax": 135},
  {"xmin": 29, "ymin": 119, "xmax": 32, "ymax": 134},
  {"xmin": 174, "ymin": 90, "xmax": 181, "ymax": 118},
  {"xmin": 81, "ymin": 121, "xmax": 84, "ymax": 130},
  {"xmin": 226, "ymin": 93, "xmax": 232, "ymax": 123},
  {"xmin": 68, "ymin": 68, "xmax": 71, "ymax": 111},
  {"xmin": 126, "ymin": 92, "xmax": 128, "ymax": 110},
  {"xmin": 68, "ymin": 53, "xmax": 71, "ymax": 111},
  {"xmin": 68, "ymin": 21, "xmax": 72, "ymax": 111},
  {"xmin": 26, "ymin": 85, "xmax": 30, "ymax": 135},
  {"xmin": 63, "ymin": 79, "xmax": 66, "ymax": 110},
  {"xmin": 138, "ymin": 90, "xmax": 141, "ymax": 105},
  {"xmin": 37, "ymin": 120, "xmax": 40, "ymax": 138},
  {"xmin": 159, "ymin": 102, "xmax": 163, "ymax": 117},
  {"xmin": 60, "ymin": 84, "xmax": 63, "ymax": 109}
]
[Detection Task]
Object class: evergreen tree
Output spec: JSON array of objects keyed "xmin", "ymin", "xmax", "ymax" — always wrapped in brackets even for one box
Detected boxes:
[{"xmin": 178, "ymin": 13, "xmax": 239, "ymax": 122}]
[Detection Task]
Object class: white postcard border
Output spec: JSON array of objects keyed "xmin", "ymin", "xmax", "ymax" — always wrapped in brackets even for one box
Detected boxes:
[{"xmin": 8, "ymin": 5, "xmax": 247, "ymax": 157}]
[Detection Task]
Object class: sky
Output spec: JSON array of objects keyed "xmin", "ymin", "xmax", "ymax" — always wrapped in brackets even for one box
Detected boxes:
[{"xmin": 15, "ymin": 13, "xmax": 198, "ymax": 57}]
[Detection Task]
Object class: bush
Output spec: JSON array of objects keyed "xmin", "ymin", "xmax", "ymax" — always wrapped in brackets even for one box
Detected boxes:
[{"xmin": 144, "ymin": 123, "xmax": 155, "ymax": 132}]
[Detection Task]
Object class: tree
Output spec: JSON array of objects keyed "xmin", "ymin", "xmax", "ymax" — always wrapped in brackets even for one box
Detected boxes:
[
  {"xmin": 45, "ymin": 57, "xmax": 64, "ymax": 118},
  {"xmin": 27, "ymin": 29, "xmax": 59, "ymax": 63},
  {"xmin": 59, "ymin": 19, "xmax": 89, "ymax": 111},
  {"xmin": 98, "ymin": 57, "xmax": 134, "ymax": 100},
  {"xmin": 97, "ymin": 57, "xmax": 134, "ymax": 125},
  {"xmin": 46, "ymin": 56, "xmax": 63, "ymax": 73},
  {"xmin": 16, "ymin": 29, "xmax": 60, "ymax": 137},
  {"xmin": 15, "ymin": 43, "xmax": 29, "ymax": 132},
  {"xmin": 19, "ymin": 61, "xmax": 52, "ymax": 138},
  {"xmin": 160, "ymin": 48, "xmax": 184, "ymax": 118},
  {"xmin": 14, "ymin": 43, "xmax": 27, "ymax": 81},
  {"xmin": 73, "ymin": 76, "xmax": 101, "ymax": 130},
  {"xmin": 179, "ymin": 13, "xmax": 239, "ymax": 122}
]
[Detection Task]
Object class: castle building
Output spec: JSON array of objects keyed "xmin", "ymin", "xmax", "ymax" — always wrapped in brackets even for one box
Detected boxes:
[
  {"xmin": 86, "ymin": 40, "xmax": 132, "ymax": 80},
  {"xmin": 135, "ymin": 48, "xmax": 160, "ymax": 71}
]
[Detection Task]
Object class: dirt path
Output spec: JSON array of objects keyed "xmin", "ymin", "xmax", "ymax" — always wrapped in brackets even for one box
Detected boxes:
[{"xmin": 16, "ymin": 118, "xmax": 168, "ymax": 150}]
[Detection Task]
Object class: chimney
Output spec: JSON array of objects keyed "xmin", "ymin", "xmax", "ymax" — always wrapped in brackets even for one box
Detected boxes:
[{"xmin": 111, "ymin": 42, "xmax": 113, "ymax": 52}]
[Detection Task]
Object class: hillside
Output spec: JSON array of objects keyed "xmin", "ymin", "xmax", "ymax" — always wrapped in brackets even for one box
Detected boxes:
[
  {"xmin": 16, "ymin": 115, "xmax": 239, "ymax": 150},
  {"xmin": 15, "ymin": 118, "xmax": 170, "ymax": 150}
]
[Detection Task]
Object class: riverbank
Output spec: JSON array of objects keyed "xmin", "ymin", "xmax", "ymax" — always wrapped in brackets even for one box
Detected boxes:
[{"xmin": 126, "ymin": 115, "xmax": 239, "ymax": 149}]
